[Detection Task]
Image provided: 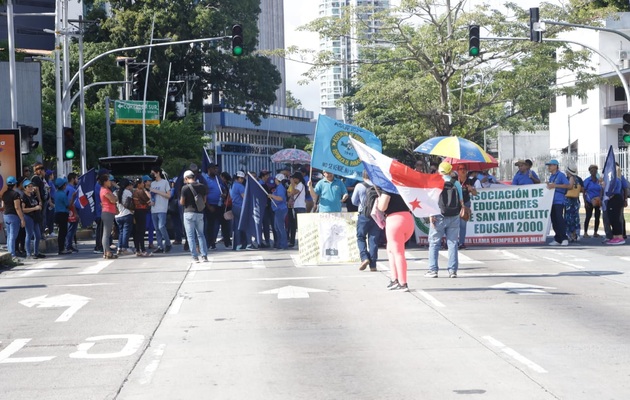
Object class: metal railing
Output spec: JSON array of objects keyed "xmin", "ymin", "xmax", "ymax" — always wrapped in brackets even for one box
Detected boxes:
[{"xmin": 604, "ymin": 103, "xmax": 628, "ymax": 119}]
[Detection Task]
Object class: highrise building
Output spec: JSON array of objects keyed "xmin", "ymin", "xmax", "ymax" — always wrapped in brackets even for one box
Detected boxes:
[
  {"xmin": 258, "ymin": 0, "xmax": 287, "ymax": 109},
  {"xmin": 318, "ymin": 0, "xmax": 390, "ymax": 121}
]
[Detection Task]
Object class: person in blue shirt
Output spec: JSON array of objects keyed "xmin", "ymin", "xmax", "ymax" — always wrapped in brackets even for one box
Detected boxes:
[
  {"xmin": 230, "ymin": 171, "xmax": 249, "ymax": 250},
  {"xmin": 54, "ymin": 177, "xmax": 71, "ymax": 255},
  {"xmin": 269, "ymin": 173, "xmax": 288, "ymax": 249},
  {"xmin": 202, "ymin": 163, "xmax": 226, "ymax": 249},
  {"xmin": 64, "ymin": 173, "xmax": 79, "ymax": 253},
  {"xmin": 546, "ymin": 159, "xmax": 571, "ymax": 246},
  {"xmin": 308, "ymin": 171, "xmax": 348, "ymax": 213},
  {"xmin": 512, "ymin": 160, "xmax": 541, "ymax": 185},
  {"xmin": 582, "ymin": 164, "xmax": 602, "ymax": 238}
]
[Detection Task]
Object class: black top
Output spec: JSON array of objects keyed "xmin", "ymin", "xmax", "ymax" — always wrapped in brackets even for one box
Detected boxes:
[
  {"xmin": 462, "ymin": 175, "xmax": 478, "ymax": 203},
  {"xmin": 2, "ymin": 189, "xmax": 21, "ymax": 215},
  {"xmin": 31, "ymin": 175, "xmax": 47, "ymax": 201},
  {"xmin": 22, "ymin": 193, "xmax": 42, "ymax": 222},
  {"xmin": 382, "ymin": 191, "xmax": 410, "ymax": 216},
  {"xmin": 181, "ymin": 182, "xmax": 207, "ymax": 213}
]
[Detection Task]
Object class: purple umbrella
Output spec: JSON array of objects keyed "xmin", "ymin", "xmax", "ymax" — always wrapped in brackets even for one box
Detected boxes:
[{"xmin": 270, "ymin": 148, "xmax": 311, "ymax": 164}]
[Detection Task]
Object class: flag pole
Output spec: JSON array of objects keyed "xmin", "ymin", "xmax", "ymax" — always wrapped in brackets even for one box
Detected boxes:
[{"xmin": 248, "ymin": 172, "xmax": 277, "ymax": 207}]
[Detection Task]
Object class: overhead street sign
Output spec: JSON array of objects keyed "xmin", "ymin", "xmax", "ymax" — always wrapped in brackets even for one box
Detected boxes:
[{"xmin": 114, "ymin": 100, "xmax": 160, "ymax": 125}]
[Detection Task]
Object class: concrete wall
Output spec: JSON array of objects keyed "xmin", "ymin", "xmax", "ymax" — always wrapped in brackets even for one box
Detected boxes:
[{"xmin": 497, "ymin": 130, "xmax": 550, "ymax": 160}]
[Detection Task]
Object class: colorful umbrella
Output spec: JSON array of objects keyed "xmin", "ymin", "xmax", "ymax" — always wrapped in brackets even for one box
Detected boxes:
[
  {"xmin": 414, "ymin": 136, "xmax": 493, "ymax": 163},
  {"xmin": 443, "ymin": 155, "xmax": 498, "ymax": 171},
  {"xmin": 270, "ymin": 148, "xmax": 311, "ymax": 164}
]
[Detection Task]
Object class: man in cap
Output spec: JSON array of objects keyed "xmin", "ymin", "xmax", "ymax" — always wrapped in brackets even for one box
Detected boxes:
[
  {"xmin": 308, "ymin": 170, "xmax": 348, "ymax": 213},
  {"xmin": 512, "ymin": 160, "xmax": 541, "ymax": 185},
  {"xmin": 2, "ymin": 176, "xmax": 25, "ymax": 260},
  {"xmin": 258, "ymin": 170, "xmax": 274, "ymax": 248},
  {"xmin": 64, "ymin": 173, "xmax": 80, "ymax": 253},
  {"xmin": 545, "ymin": 159, "xmax": 570, "ymax": 246},
  {"xmin": 230, "ymin": 170, "xmax": 250, "ymax": 250},
  {"xmin": 203, "ymin": 162, "xmax": 227, "ymax": 249},
  {"xmin": 582, "ymin": 164, "xmax": 602, "ymax": 238},
  {"xmin": 180, "ymin": 169, "xmax": 208, "ymax": 262},
  {"xmin": 425, "ymin": 162, "xmax": 464, "ymax": 278}
]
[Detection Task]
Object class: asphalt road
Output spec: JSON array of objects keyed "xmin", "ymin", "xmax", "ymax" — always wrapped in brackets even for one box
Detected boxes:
[{"xmin": 1, "ymin": 239, "xmax": 629, "ymax": 400}]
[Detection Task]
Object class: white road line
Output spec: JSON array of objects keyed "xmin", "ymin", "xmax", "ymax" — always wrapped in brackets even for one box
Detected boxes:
[
  {"xmin": 79, "ymin": 260, "xmax": 114, "ymax": 275},
  {"xmin": 483, "ymin": 336, "xmax": 548, "ymax": 374},
  {"xmin": 404, "ymin": 251, "xmax": 424, "ymax": 261},
  {"xmin": 138, "ymin": 344, "xmax": 166, "ymax": 385},
  {"xmin": 55, "ymin": 283, "xmax": 115, "ymax": 287},
  {"xmin": 189, "ymin": 257, "xmax": 213, "ymax": 278},
  {"xmin": 620, "ymin": 257, "xmax": 630, "ymax": 262},
  {"xmin": 417, "ymin": 290, "xmax": 445, "ymax": 307},
  {"xmin": 249, "ymin": 255, "xmax": 266, "ymax": 269},
  {"xmin": 542, "ymin": 256, "xmax": 585, "ymax": 270},
  {"xmin": 376, "ymin": 261, "xmax": 389, "ymax": 271},
  {"xmin": 169, "ymin": 296, "xmax": 186, "ymax": 315},
  {"xmin": 17, "ymin": 262, "xmax": 58, "ymax": 277},
  {"xmin": 493, "ymin": 250, "xmax": 533, "ymax": 263},
  {"xmin": 441, "ymin": 251, "xmax": 483, "ymax": 264},
  {"xmin": 248, "ymin": 276, "xmax": 326, "ymax": 281}
]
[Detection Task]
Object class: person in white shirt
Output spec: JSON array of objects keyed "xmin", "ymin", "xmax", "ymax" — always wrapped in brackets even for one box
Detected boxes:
[
  {"xmin": 149, "ymin": 166, "xmax": 172, "ymax": 253},
  {"xmin": 287, "ymin": 172, "xmax": 306, "ymax": 247}
]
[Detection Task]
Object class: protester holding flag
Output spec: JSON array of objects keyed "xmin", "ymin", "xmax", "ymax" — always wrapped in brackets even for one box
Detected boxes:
[
  {"xmin": 269, "ymin": 174, "xmax": 289, "ymax": 250},
  {"xmin": 308, "ymin": 171, "xmax": 348, "ymax": 213},
  {"xmin": 378, "ymin": 187, "xmax": 414, "ymax": 292},
  {"xmin": 603, "ymin": 164, "xmax": 625, "ymax": 245},
  {"xmin": 230, "ymin": 171, "xmax": 249, "ymax": 250}
]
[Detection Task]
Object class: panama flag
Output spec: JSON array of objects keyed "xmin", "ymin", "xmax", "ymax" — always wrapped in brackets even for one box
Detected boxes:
[
  {"xmin": 349, "ymin": 137, "xmax": 444, "ymax": 217},
  {"xmin": 77, "ymin": 186, "xmax": 89, "ymax": 208}
]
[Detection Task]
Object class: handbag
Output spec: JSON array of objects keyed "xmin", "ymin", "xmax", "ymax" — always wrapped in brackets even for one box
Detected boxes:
[
  {"xmin": 459, "ymin": 205, "xmax": 471, "ymax": 222},
  {"xmin": 370, "ymin": 202, "xmax": 386, "ymax": 229},
  {"xmin": 223, "ymin": 209, "xmax": 234, "ymax": 220},
  {"xmin": 566, "ymin": 183, "xmax": 582, "ymax": 198},
  {"xmin": 591, "ymin": 197, "xmax": 601, "ymax": 207}
]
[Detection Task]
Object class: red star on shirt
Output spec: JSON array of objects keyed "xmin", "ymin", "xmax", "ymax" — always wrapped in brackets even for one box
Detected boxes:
[{"xmin": 409, "ymin": 198, "xmax": 422, "ymax": 210}]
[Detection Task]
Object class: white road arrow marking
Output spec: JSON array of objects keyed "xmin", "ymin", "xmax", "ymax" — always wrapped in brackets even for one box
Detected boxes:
[
  {"xmin": 490, "ymin": 282, "xmax": 556, "ymax": 295},
  {"xmin": 19, "ymin": 294, "xmax": 91, "ymax": 322},
  {"xmin": 79, "ymin": 260, "xmax": 114, "ymax": 274},
  {"xmin": 260, "ymin": 285, "xmax": 328, "ymax": 299}
]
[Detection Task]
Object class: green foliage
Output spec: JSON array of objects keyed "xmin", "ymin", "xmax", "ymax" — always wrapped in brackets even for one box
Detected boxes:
[
  {"xmin": 283, "ymin": 136, "xmax": 311, "ymax": 151},
  {"xmin": 286, "ymin": 90, "xmax": 303, "ymax": 109},
  {"xmin": 292, "ymin": 0, "xmax": 612, "ymax": 160}
]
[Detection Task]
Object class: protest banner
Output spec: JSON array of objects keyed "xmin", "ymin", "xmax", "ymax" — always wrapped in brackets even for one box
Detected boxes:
[
  {"xmin": 415, "ymin": 184, "xmax": 554, "ymax": 245},
  {"xmin": 297, "ymin": 212, "xmax": 360, "ymax": 265}
]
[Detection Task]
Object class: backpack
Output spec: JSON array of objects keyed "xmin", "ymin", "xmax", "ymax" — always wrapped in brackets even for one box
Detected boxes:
[
  {"xmin": 188, "ymin": 184, "xmax": 206, "ymax": 212},
  {"xmin": 362, "ymin": 183, "xmax": 379, "ymax": 218},
  {"xmin": 438, "ymin": 180, "xmax": 461, "ymax": 217}
]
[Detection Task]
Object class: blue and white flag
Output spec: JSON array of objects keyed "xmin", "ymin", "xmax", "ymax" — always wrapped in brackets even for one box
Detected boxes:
[
  {"xmin": 238, "ymin": 173, "xmax": 268, "ymax": 245},
  {"xmin": 76, "ymin": 168, "xmax": 96, "ymax": 227},
  {"xmin": 311, "ymin": 114, "xmax": 382, "ymax": 180},
  {"xmin": 602, "ymin": 145, "xmax": 617, "ymax": 211}
]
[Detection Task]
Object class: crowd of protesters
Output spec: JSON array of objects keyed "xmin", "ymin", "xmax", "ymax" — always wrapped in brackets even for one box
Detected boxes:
[{"xmin": 1, "ymin": 156, "xmax": 627, "ymax": 266}]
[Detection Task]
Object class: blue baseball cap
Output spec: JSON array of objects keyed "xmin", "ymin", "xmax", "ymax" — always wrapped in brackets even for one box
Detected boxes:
[
  {"xmin": 545, "ymin": 159, "xmax": 559, "ymax": 166},
  {"xmin": 22, "ymin": 179, "xmax": 32, "ymax": 187},
  {"xmin": 142, "ymin": 174, "xmax": 152, "ymax": 182},
  {"xmin": 109, "ymin": 174, "xmax": 115, "ymax": 181},
  {"xmin": 6, "ymin": 176, "xmax": 17, "ymax": 185},
  {"xmin": 55, "ymin": 177, "xmax": 67, "ymax": 188}
]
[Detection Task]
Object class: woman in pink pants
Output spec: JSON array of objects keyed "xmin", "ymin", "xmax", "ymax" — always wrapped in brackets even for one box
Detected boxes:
[{"xmin": 377, "ymin": 189, "xmax": 414, "ymax": 292}]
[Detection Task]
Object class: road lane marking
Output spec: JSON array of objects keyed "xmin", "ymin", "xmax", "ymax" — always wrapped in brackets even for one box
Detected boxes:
[
  {"xmin": 189, "ymin": 257, "xmax": 213, "ymax": 278},
  {"xmin": 55, "ymin": 283, "xmax": 116, "ymax": 287},
  {"xmin": 441, "ymin": 251, "xmax": 483, "ymax": 264},
  {"xmin": 493, "ymin": 250, "xmax": 533, "ymax": 263},
  {"xmin": 483, "ymin": 336, "xmax": 547, "ymax": 373},
  {"xmin": 19, "ymin": 294, "xmax": 91, "ymax": 322},
  {"xmin": 620, "ymin": 257, "xmax": 630, "ymax": 262},
  {"xmin": 168, "ymin": 295, "xmax": 186, "ymax": 315},
  {"xmin": 417, "ymin": 290, "xmax": 445, "ymax": 307},
  {"xmin": 376, "ymin": 261, "xmax": 389, "ymax": 271},
  {"xmin": 79, "ymin": 260, "xmax": 114, "ymax": 275},
  {"xmin": 139, "ymin": 344, "xmax": 166, "ymax": 385},
  {"xmin": 542, "ymin": 256, "xmax": 585, "ymax": 270},
  {"xmin": 260, "ymin": 285, "xmax": 328, "ymax": 299},
  {"xmin": 0, "ymin": 339, "xmax": 56, "ymax": 363},
  {"xmin": 249, "ymin": 255, "xmax": 266, "ymax": 269},
  {"xmin": 17, "ymin": 262, "xmax": 58, "ymax": 277},
  {"xmin": 248, "ymin": 276, "xmax": 326, "ymax": 281},
  {"xmin": 490, "ymin": 282, "xmax": 556, "ymax": 295}
]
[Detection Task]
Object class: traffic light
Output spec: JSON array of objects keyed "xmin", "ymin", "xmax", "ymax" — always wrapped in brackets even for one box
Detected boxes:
[
  {"xmin": 131, "ymin": 68, "xmax": 145, "ymax": 100},
  {"xmin": 529, "ymin": 7, "xmax": 542, "ymax": 43},
  {"xmin": 19, "ymin": 125, "xmax": 39, "ymax": 154},
  {"xmin": 63, "ymin": 127, "xmax": 76, "ymax": 160},
  {"xmin": 623, "ymin": 113, "xmax": 630, "ymax": 143},
  {"xmin": 232, "ymin": 24, "xmax": 243, "ymax": 56},
  {"xmin": 468, "ymin": 25, "xmax": 480, "ymax": 57}
]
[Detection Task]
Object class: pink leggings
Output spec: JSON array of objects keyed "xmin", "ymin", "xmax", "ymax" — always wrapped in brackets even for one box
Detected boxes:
[{"xmin": 385, "ymin": 211, "xmax": 414, "ymax": 284}]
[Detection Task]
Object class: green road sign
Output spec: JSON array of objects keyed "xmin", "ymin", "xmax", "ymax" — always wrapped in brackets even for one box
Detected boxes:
[{"xmin": 114, "ymin": 100, "xmax": 160, "ymax": 125}]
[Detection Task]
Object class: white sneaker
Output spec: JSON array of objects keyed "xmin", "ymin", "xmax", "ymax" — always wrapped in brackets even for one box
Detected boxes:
[
  {"xmin": 548, "ymin": 241, "xmax": 559, "ymax": 246},
  {"xmin": 560, "ymin": 240, "xmax": 569, "ymax": 246}
]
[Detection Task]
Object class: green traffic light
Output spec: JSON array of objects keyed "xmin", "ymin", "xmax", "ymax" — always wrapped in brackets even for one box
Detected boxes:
[
  {"xmin": 469, "ymin": 47, "xmax": 479, "ymax": 56},
  {"xmin": 65, "ymin": 149, "xmax": 75, "ymax": 159},
  {"xmin": 233, "ymin": 46, "xmax": 243, "ymax": 56},
  {"xmin": 624, "ymin": 134, "xmax": 630, "ymax": 144}
]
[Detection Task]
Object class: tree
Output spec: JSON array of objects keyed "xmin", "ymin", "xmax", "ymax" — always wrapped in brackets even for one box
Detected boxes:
[
  {"xmin": 89, "ymin": 0, "xmax": 281, "ymax": 125},
  {"xmin": 286, "ymin": 90, "xmax": 303, "ymax": 109},
  {"xmin": 293, "ymin": 0, "xmax": 616, "ymax": 161}
]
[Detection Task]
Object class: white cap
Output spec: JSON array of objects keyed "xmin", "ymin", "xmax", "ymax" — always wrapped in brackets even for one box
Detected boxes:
[
  {"xmin": 236, "ymin": 171, "xmax": 246, "ymax": 178},
  {"xmin": 275, "ymin": 173, "xmax": 285, "ymax": 181},
  {"xmin": 183, "ymin": 170, "xmax": 195, "ymax": 178}
]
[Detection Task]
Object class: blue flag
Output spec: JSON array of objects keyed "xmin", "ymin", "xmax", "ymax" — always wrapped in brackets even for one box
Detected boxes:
[
  {"xmin": 76, "ymin": 168, "xmax": 96, "ymax": 227},
  {"xmin": 602, "ymin": 145, "xmax": 617, "ymax": 211},
  {"xmin": 311, "ymin": 114, "xmax": 382, "ymax": 180},
  {"xmin": 238, "ymin": 174, "xmax": 268, "ymax": 245}
]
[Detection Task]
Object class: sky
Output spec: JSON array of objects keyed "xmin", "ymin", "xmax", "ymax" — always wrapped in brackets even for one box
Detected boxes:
[{"xmin": 283, "ymin": 0, "xmax": 547, "ymax": 115}]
